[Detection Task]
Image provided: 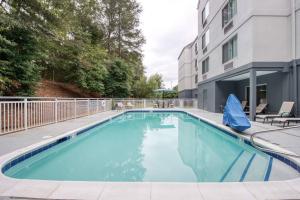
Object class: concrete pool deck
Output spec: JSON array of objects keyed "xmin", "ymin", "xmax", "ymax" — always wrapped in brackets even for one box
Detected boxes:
[{"xmin": 0, "ymin": 109, "xmax": 299, "ymax": 200}]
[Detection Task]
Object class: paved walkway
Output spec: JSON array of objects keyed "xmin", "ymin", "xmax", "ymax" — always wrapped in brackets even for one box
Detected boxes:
[
  {"xmin": 0, "ymin": 111, "xmax": 119, "ymax": 156},
  {"xmin": 188, "ymin": 109, "xmax": 300, "ymax": 155}
]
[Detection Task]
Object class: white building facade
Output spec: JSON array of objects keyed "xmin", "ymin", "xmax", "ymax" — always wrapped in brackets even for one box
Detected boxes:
[
  {"xmin": 178, "ymin": 0, "xmax": 300, "ymax": 119},
  {"xmin": 178, "ymin": 37, "xmax": 199, "ymax": 98}
]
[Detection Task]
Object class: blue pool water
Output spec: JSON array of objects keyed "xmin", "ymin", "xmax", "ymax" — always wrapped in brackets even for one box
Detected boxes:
[{"xmin": 4, "ymin": 112, "xmax": 299, "ymax": 182}]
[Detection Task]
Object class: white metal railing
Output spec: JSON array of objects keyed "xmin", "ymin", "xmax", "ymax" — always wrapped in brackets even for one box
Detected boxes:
[
  {"xmin": 112, "ymin": 99, "xmax": 198, "ymax": 110},
  {"xmin": 0, "ymin": 97, "xmax": 197, "ymax": 135},
  {"xmin": 0, "ymin": 97, "xmax": 112, "ymax": 135}
]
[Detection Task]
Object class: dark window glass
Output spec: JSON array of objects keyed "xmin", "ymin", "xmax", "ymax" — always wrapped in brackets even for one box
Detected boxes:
[
  {"xmin": 222, "ymin": 35, "xmax": 237, "ymax": 63},
  {"xmin": 202, "ymin": 57, "xmax": 209, "ymax": 74},
  {"xmin": 222, "ymin": 0, "xmax": 237, "ymax": 27}
]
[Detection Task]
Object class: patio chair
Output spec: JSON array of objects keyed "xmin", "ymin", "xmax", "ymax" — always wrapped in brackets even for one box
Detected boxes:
[
  {"xmin": 116, "ymin": 102, "xmax": 124, "ymax": 111},
  {"xmin": 153, "ymin": 101, "xmax": 159, "ymax": 108},
  {"xmin": 271, "ymin": 117, "xmax": 300, "ymax": 128},
  {"xmin": 241, "ymin": 101, "xmax": 248, "ymax": 111},
  {"xmin": 245, "ymin": 103, "xmax": 267, "ymax": 115},
  {"xmin": 256, "ymin": 101, "xmax": 294, "ymax": 123},
  {"xmin": 169, "ymin": 100, "xmax": 175, "ymax": 108},
  {"xmin": 125, "ymin": 102, "xmax": 134, "ymax": 109}
]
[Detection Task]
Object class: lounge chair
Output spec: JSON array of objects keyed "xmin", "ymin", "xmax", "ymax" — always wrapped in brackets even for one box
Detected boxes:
[
  {"xmin": 125, "ymin": 102, "xmax": 134, "ymax": 109},
  {"xmin": 271, "ymin": 117, "xmax": 300, "ymax": 128},
  {"xmin": 153, "ymin": 101, "xmax": 159, "ymax": 108},
  {"xmin": 245, "ymin": 103, "xmax": 267, "ymax": 115},
  {"xmin": 256, "ymin": 101, "xmax": 294, "ymax": 123},
  {"xmin": 116, "ymin": 102, "xmax": 124, "ymax": 111},
  {"xmin": 169, "ymin": 100, "xmax": 175, "ymax": 108},
  {"xmin": 241, "ymin": 101, "xmax": 248, "ymax": 111}
]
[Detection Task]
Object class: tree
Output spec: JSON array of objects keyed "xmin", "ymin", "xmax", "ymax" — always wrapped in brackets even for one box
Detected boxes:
[
  {"xmin": 132, "ymin": 73, "xmax": 164, "ymax": 98},
  {"xmin": 104, "ymin": 59, "xmax": 131, "ymax": 98},
  {"xmin": 102, "ymin": 0, "xmax": 145, "ymax": 58},
  {"xmin": 0, "ymin": 6, "xmax": 41, "ymax": 95},
  {"xmin": 0, "ymin": 0, "xmax": 148, "ymax": 97}
]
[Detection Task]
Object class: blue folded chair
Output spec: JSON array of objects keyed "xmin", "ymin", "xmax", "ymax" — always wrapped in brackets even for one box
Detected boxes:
[{"xmin": 223, "ymin": 94, "xmax": 251, "ymax": 132}]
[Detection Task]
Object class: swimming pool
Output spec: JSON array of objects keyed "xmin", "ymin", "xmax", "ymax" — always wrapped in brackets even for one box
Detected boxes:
[{"xmin": 2, "ymin": 111, "xmax": 299, "ymax": 182}]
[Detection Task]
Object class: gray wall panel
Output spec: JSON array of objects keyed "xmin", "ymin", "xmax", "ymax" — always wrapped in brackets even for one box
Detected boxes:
[{"xmin": 198, "ymin": 82, "xmax": 216, "ymax": 112}]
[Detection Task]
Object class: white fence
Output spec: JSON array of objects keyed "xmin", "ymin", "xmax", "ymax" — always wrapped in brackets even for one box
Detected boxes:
[
  {"xmin": 0, "ymin": 97, "xmax": 198, "ymax": 135},
  {"xmin": 0, "ymin": 98, "xmax": 112, "ymax": 135},
  {"xmin": 112, "ymin": 99, "xmax": 198, "ymax": 109}
]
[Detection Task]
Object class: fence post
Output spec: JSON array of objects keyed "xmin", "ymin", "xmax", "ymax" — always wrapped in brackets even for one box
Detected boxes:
[
  {"xmin": 55, "ymin": 98, "xmax": 58, "ymax": 123},
  {"xmin": 143, "ymin": 99, "xmax": 146, "ymax": 108},
  {"xmin": 24, "ymin": 98, "xmax": 28, "ymax": 129},
  {"xmin": 180, "ymin": 99, "xmax": 184, "ymax": 108},
  {"xmin": 88, "ymin": 99, "xmax": 90, "ymax": 115},
  {"xmin": 74, "ymin": 98, "xmax": 77, "ymax": 118},
  {"xmin": 110, "ymin": 99, "xmax": 113, "ymax": 111},
  {"xmin": 96, "ymin": 99, "xmax": 99, "ymax": 112}
]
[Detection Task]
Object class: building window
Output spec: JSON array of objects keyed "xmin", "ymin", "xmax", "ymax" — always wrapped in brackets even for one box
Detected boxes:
[
  {"xmin": 222, "ymin": 35, "xmax": 237, "ymax": 63},
  {"xmin": 195, "ymin": 74, "xmax": 198, "ymax": 84},
  {"xmin": 202, "ymin": 29, "xmax": 210, "ymax": 50},
  {"xmin": 222, "ymin": 0, "xmax": 237, "ymax": 27},
  {"xmin": 202, "ymin": 57, "xmax": 209, "ymax": 74},
  {"xmin": 202, "ymin": 1, "xmax": 209, "ymax": 27},
  {"xmin": 195, "ymin": 59, "xmax": 198, "ymax": 71}
]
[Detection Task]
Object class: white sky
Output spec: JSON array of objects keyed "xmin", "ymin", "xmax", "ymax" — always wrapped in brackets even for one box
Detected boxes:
[{"xmin": 137, "ymin": 0, "xmax": 198, "ymax": 89}]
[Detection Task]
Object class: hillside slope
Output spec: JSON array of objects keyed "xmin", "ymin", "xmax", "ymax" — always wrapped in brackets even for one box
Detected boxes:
[{"xmin": 35, "ymin": 80, "xmax": 97, "ymax": 98}]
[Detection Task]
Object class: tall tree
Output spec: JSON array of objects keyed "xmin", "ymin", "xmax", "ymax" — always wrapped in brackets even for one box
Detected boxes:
[
  {"xmin": 102, "ymin": 0, "xmax": 145, "ymax": 58},
  {"xmin": 104, "ymin": 59, "xmax": 131, "ymax": 98}
]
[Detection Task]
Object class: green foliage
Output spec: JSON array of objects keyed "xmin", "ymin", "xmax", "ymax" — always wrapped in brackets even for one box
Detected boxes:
[
  {"xmin": 0, "ymin": 8, "xmax": 41, "ymax": 95},
  {"xmin": 105, "ymin": 59, "xmax": 131, "ymax": 97},
  {"xmin": 132, "ymin": 73, "xmax": 164, "ymax": 98},
  {"xmin": 0, "ymin": 0, "xmax": 159, "ymax": 97},
  {"xmin": 163, "ymin": 85, "xmax": 179, "ymax": 99}
]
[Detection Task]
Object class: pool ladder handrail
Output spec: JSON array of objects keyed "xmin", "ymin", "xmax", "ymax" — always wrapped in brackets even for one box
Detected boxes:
[{"xmin": 249, "ymin": 125, "xmax": 300, "ymax": 158}]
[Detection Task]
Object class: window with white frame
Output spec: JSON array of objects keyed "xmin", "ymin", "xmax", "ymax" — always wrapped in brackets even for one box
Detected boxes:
[
  {"xmin": 222, "ymin": 0, "xmax": 237, "ymax": 27},
  {"xmin": 202, "ymin": 57, "xmax": 209, "ymax": 74},
  {"xmin": 222, "ymin": 35, "xmax": 237, "ymax": 63},
  {"xmin": 195, "ymin": 74, "xmax": 198, "ymax": 84},
  {"xmin": 202, "ymin": 29, "xmax": 210, "ymax": 50},
  {"xmin": 202, "ymin": 1, "xmax": 209, "ymax": 26},
  {"xmin": 195, "ymin": 59, "xmax": 198, "ymax": 71}
]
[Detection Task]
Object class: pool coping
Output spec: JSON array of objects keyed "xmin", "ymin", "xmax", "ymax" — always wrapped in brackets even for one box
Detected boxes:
[{"xmin": 0, "ymin": 109, "xmax": 300, "ymax": 200}]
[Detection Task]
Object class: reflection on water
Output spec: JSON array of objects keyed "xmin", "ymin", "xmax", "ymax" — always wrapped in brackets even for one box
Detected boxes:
[{"xmin": 5, "ymin": 112, "xmax": 295, "ymax": 182}]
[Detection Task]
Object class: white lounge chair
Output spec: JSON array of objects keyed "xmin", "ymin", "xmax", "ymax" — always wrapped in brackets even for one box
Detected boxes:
[
  {"xmin": 169, "ymin": 102, "xmax": 175, "ymax": 108},
  {"xmin": 256, "ymin": 101, "xmax": 294, "ymax": 123},
  {"xmin": 116, "ymin": 102, "xmax": 124, "ymax": 111},
  {"xmin": 271, "ymin": 117, "xmax": 300, "ymax": 128},
  {"xmin": 125, "ymin": 102, "xmax": 134, "ymax": 109},
  {"xmin": 241, "ymin": 101, "xmax": 248, "ymax": 111},
  {"xmin": 153, "ymin": 101, "xmax": 159, "ymax": 108},
  {"xmin": 245, "ymin": 103, "xmax": 267, "ymax": 115}
]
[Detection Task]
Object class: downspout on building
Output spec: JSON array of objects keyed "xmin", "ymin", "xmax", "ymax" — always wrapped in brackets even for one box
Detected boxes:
[{"xmin": 291, "ymin": 0, "xmax": 298, "ymax": 116}]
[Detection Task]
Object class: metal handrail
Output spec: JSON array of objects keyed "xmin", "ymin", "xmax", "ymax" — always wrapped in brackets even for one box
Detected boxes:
[{"xmin": 250, "ymin": 125, "xmax": 300, "ymax": 158}]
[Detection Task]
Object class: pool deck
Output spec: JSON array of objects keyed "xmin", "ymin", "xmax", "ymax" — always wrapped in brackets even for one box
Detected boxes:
[{"xmin": 0, "ymin": 109, "xmax": 300, "ymax": 200}]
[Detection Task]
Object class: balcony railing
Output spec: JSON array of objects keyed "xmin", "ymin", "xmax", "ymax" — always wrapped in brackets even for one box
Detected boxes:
[{"xmin": 0, "ymin": 97, "xmax": 198, "ymax": 135}]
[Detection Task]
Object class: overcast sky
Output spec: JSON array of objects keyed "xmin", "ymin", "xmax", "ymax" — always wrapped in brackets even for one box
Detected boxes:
[{"xmin": 137, "ymin": 0, "xmax": 198, "ymax": 89}]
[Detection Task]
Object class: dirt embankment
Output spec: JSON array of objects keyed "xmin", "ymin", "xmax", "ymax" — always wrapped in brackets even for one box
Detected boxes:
[{"xmin": 35, "ymin": 80, "xmax": 99, "ymax": 98}]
